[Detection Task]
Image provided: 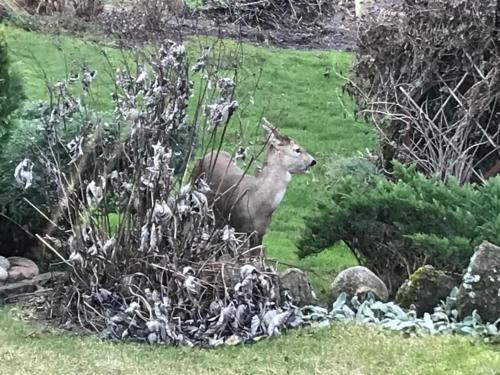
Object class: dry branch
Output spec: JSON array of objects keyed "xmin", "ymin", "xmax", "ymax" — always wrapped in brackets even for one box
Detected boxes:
[
  {"xmin": 346, "ymin": 0, "xmax": 500, "ymax": 183},
  {"xmin": 199, "ymin": 0, "xmax": 338, "ymax": 29}
]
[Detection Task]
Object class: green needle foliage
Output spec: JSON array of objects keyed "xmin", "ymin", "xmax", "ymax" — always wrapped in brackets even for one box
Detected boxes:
[
  {"xmin": 298, "ymin": 161, "xmax": 500, "ymax": 294},
  {"xmin": 0, "ymin": 27, "xmax": 24, "ymax": 145}
]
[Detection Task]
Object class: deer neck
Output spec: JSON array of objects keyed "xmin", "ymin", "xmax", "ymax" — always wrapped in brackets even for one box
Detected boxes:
[{"xmin": 254, "ymin": 154, "xmax": 291, "ymax": 211}]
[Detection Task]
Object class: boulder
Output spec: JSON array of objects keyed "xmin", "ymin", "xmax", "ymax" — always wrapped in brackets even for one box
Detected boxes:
[
  {"xmin": 7, "ymin": 256, "xmax": 39, "ymax": 281},
  {"xmin": 330, "ymin": 266, "xmax": 388, "ymax": 303},
  {"xmin": 456, "ymin": 241, "xmax": 500, "ymax": 323},
  {"xmin": 0, "ymin": 256, "xmax": 10, "ymax": 271},
  {"xmin": 395, "ymin": 265, "xmax": 458, "ymax": 316},
  {"xmin": 0, "ymin": 267, "xmax": 7, "ymax": 282},
  {"xmin": 278, "ymin": 268, "xmax": 317, "ymax": 306},
  {"xmin": 0, "ymin": 272, "xmax": 67, "ymax": 300}
]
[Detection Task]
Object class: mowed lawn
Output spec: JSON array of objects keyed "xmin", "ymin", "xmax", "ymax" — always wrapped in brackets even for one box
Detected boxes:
[
  {"xmin": 1, "ymin": 309, "xmax": 500, "ymax": 375},
  {"xmin": 3, "ymin": 25, "xmax": 499, "ymax": 375}
]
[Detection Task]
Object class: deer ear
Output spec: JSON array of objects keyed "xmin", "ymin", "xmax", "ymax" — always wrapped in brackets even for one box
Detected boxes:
[
  {"xmin": 261, "ymin": 118, "xmax": 274, "ymax": 136},
  {"xmin": 261, "ymin": 118, "xmax": 280, "ymax": 146}
]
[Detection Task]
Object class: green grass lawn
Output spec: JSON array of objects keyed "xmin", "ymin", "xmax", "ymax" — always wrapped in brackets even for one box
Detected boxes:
[
  {"xmin": 1, "ymin": 309, "xmax": 499, "ymax": 375},
  {"xmin": 1, "ymin": 24, "xmax": 500, "ymax": 375},
  {"xmin": 4, "ymin": 24, "xmax": 371, "ymax": 297}
]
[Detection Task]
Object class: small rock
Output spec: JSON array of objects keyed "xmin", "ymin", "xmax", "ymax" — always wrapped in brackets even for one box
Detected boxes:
[
  {"xmin": 0, "ymin": 267, "xmax": 8, "ymax": 282},
  {"xmin": 7, "ymin": 256, "xmax": 39, "ymax": 281},
  {"xmin": 0, "ymin": 256, "xmax": 10, "ymax": 271},
  {"xmin": 395, "ymin": 265, "xmax": 458, "ymax": 316},
  {"xmin": 147, "ymin": 332, "xmax": 158, "ymax": 344},
  {"xmin": 330, "ymin": 266, "xmax": 388, "ymax": 303},
  {"xmin": 0, "ymin": 279, "xmax": 37, "ymax": 298},
  {"xmin": 225, "ymin": 334, "xmax": 242, "ymax": 346},
  {"xmin": 456, "ymin": 241, "xmax": 500, "ymax": 323},
  {"xmin": 0, "ymin": 272, "xmax": 66, "ymax": 299},
  {"xmin": 279, "ymin": 268, "xmax": 317, "ymax": 306}
]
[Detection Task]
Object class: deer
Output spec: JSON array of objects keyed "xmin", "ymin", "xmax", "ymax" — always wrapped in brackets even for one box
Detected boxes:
[{"xmin": 191, "ymin": 119, "xmax": 316, "ymax": 248}]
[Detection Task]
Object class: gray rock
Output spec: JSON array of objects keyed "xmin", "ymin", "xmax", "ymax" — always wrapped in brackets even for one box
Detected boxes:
[
  {"xmin": 456, "ymin": 241, "xmax": 500, "ymax": 323},
  {"xmin": 0, "ymin": 267, "xmax": 8, "ymax": 282},
  {"xmin": 0, "ymin": 256, "xmax": 10, "ymax": 271},
  {"xmin": 279, "ymin": 268, "xmax": 317, "ymax": 306},
  {"xmin": 7, "ymin": 256, "xmax": 39, "ymax": 281},
  {"xmin": 330, "ymin": 266, "xmax": 388, "ymax": 303},
  {"xmin": 0, "ymin": 272, "xmax": 66, "ymax": 300},
  {"xmin": 395, "ymin": 265, "xmax": 458, "ymax": 316}
]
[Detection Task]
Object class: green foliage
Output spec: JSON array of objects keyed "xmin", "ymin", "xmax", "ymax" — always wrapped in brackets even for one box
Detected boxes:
[
  {"xmin": 0, "ymin": 102, "xmax": 46, "ymax": 256},
  {"xmin": 0, "ymin": 101, "xmax": 113, "ymax": 258},
  {"xmin": 0, "ymin": 33, "xmax": 25, "ymax": 253},
  {"xmin": 305, "ymin": 290, "xmax": 500, "ymax": 339},
  {"xmin": 0, "ymin": 28, "xmax": 24, "ymax": 145},
  {"xmin": 324, "ymin": 154, "xmax": 379, "ymax": 187},
  {"xmin": 298, "ymin": 162, "xmax": 500, "ymax": 294}
]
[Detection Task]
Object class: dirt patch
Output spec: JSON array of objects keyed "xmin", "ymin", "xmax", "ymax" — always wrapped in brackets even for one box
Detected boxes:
[
  {"xmin": 96, "ymin": 0, "xmax": 401, "ymax": 51},
  {"xmin": 186, "ymin": 0, "xmax": 357, "ymax": 50},
  {"xmin": 96, "ymin": 4, "xmax": 359, "ymax": 51},
  {"xmin": 169, "ymin": 14, "xmax": 356, "ymax": 51}
]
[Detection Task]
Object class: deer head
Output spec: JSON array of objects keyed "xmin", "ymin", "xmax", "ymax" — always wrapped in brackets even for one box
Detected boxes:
[{"xmin": 262, "ymin": 118, "xmax": 316, "ymax": 174}]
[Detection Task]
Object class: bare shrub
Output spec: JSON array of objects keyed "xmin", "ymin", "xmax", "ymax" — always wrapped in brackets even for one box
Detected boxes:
[
  {"xmin": 5, "ymin": 0, "xmax": 105, "ymax": 17},
  {"xmin": 18, "ymin": 41, "xmax": 303, "ymax": 345},
  {"xmin": 201, "ymin": 0, "xmax": 338, "ymax": 29},
  {"xmin": 71, "ymin": 0, "xmax": 103, "ymax": 19},
  {"xmin": 7, "ymin": 0, "xmax": 66, "ymax": 14},
  {"xmin": 133, "ymin": 0, "xmax": 184, "ymax": 30},
  {"xmin": 346, "ymin": 0, "xmax": 500, "ymax": 183}
]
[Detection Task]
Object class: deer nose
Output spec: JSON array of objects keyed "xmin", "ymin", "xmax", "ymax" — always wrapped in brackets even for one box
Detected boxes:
[{"xmin": 310, "ymin": 159, "xmax": 317, "ymax": 167}]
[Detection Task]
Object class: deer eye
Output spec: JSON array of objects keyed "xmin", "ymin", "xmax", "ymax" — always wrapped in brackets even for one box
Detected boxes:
[{"xmin": 294, "ymin": 148, "xmax": 301, "ymax": 154}]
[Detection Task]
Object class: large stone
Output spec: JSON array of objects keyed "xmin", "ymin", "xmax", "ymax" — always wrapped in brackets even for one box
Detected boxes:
[
  {"xmin": 0, "ymin": 267, "xmax": 8, "ymax": 282},
  {"xmin": 0, "ymin": 256, "xmax": 10, "ymax": 271},
  {"xmin": 395, "ymin": 265, "xmax": 458, "ymax": 316},
  {"xmin": 330, "ymin": 266, "xmax": 388, "ymax": 303},
  {"xmin": 0, "ymin": 272, "xmax": 66, "ymax": 300},
  {"xmin": 7, "ymin": 256, "xmax": 39, "ymax": 281},
  {"xmin": 456, "ymin": 241, "xmax": 500, "ymax": 323},
  {"xmin": 279, "ymin": 268, "xmax": 317, "ymax": 306}
]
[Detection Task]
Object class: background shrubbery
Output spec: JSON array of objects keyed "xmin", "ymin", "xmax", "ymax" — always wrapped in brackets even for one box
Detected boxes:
[
  {"xmin": 0, "ymin": 29, "xmax": 24, "ymax": 144},
  {"xmin": 298, "ymin": 160, "xmax": 500, "ymax": 294},
  {"xmin": 0, "ymin": 102, "xmax": 110, "ymax": 258},
  {"xmin": 297, "ymin": 0, "xmax": 500, "ymax": 295},
  {"xmin": 346, "ymin": 0, "xmax": 500, "ymax": 183},
  {"xmin": 0, "ymin": 103, "xmax": 45, "ymax": 257},
  {"xmin": 0, "ymin": 29, "xmax": 27, "ymax": 256},
  {"xmin": 0, "ymin": 98, "xmax": 192, "ymax": 260}
]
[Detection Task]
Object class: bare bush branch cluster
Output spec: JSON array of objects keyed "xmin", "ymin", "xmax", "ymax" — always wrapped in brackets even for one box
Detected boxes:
[
  {"xmin": 16, "ymin": 42, "xmax": 305, "ymax": 346},
  {"xmin": 346, "ymin": 0, "xmax": 500, "ymax": 183},
  {"xmin": 6, "ymin": 0, "xmax": 65, "ymax": 15},
  {"xmin": 71, "ymin": 0, "xmax": 103, "ymax": 19},
  {"xmin": 199, "ymin": 0, "xmax": 339, "ymax": 29},
  {"xmin": 7, "ymin": 0, "xmax": 103, "ymax": 17}
]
